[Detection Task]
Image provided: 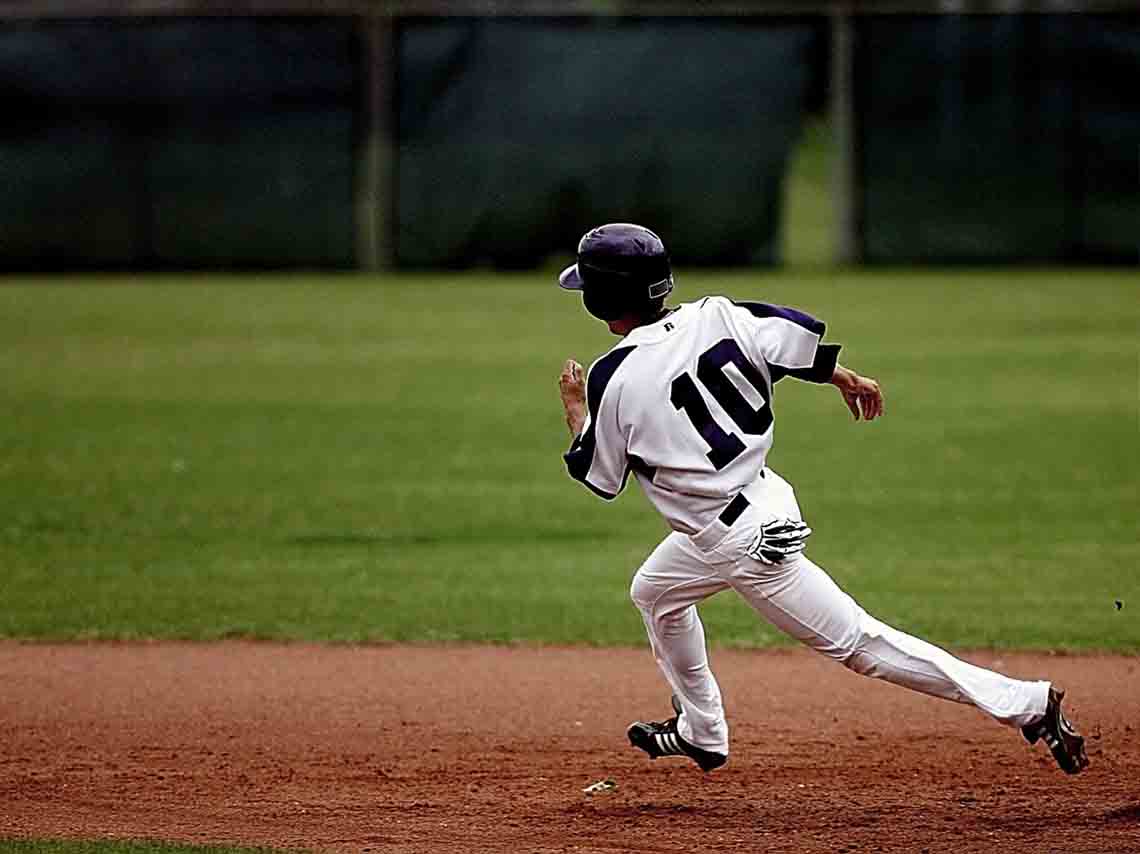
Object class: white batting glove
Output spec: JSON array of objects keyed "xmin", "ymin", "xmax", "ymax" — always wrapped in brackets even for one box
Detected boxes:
[{"xmin": 746, "ymin": 518, "xmax": 813, "ymax": 565}]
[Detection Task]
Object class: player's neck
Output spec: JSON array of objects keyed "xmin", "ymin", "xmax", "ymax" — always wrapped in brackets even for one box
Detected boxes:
[{"xmin": 607, "ymin": 305, "xmax": 676, "ymax": 337}]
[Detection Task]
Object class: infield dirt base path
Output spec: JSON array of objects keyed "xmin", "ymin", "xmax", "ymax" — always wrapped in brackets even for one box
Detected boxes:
[{"xmin": 1, "ymin": 643, "xmax": 1137, "ymax": 854}]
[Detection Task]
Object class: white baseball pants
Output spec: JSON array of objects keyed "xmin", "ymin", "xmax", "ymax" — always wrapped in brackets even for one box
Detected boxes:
[{"xmin": 630, "ymin": 469, "xmax": 1050, "ymax": 756}]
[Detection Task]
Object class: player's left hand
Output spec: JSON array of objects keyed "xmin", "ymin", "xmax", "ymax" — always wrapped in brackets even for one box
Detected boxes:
[{"xmin": 841, "ymin": 374, "xmax": 884, "ymax": 422}]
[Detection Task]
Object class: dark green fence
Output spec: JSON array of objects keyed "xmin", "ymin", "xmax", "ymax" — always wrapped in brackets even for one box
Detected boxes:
[
  {"xmin": 0, "ymin": 11, "xmax": 1136, "ymax": 270},
  {"xmin": 0, "ymin": 18, "xmax": 357, "ymax": 270},
  {"xmin": 857, "ymin": 14, "xmax": 1140, "ymax": 264},
  {"xmin": 397, "ymin": 17, "xmax": 817, "ymax": 267}
]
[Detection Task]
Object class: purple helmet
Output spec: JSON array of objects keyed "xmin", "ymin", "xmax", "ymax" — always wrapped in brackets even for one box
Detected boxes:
[{"xmin": 558, "ymin": 223, "xmax": 674, "ymax": 321}]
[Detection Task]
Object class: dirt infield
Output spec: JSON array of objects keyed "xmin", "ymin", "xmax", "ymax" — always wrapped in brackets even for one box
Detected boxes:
[{"xmin": 1, "ymin": 643, "xmax": 1137, "ymax": 853}]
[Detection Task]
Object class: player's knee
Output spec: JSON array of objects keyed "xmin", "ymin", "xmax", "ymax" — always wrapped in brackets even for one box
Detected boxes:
[
  {"xmin": 630, "ymin": 576, "xmax": 694, "ymax": 637},
  {"xmin": 838, "ymin": 613, "xmax": 889, "ymax": 675},
  {"xmin": 629, "ymin": 573, "xmax": 657, "ymax": 613}
]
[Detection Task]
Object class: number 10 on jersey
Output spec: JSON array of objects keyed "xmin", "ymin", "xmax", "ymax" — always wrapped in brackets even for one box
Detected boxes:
[{"xmin": 670, "ymin": 339, "xmax": 773, "ymax": 471}]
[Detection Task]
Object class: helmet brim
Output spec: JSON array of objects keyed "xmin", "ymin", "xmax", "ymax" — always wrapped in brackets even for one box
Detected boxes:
[{"xmin": 558, "ymin": 264, "xmax": 584, "ymax": 291}]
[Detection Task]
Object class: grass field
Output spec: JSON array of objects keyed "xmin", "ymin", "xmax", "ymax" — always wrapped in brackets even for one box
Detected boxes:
[{"xmin": 1, "ymin": 269, "xmax": 1136, "ymax": 650}]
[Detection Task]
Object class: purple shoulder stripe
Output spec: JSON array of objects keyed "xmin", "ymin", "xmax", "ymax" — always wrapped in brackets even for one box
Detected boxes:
[{"xmin": 732, "ymin": 300, "xmax": 826, "ymax": 337}]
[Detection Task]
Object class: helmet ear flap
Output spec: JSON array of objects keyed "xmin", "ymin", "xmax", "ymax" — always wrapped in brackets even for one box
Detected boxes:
[
  {"xmin": 582, "ymin": 284, "xmax": 628, "ymax": 321},
  {"xmin": 647, "ymin": 275, "xmax": 674, "ymax": 300}
]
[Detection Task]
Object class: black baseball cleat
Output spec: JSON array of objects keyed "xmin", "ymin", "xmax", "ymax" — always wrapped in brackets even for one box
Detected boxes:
[
  {"xmin": 1021, "ymin": 687, "xmax": 1089, "ymax": 775},
  {"xmin": 627, "ymin": 696, "xmax": 727, "ymax": 772}
]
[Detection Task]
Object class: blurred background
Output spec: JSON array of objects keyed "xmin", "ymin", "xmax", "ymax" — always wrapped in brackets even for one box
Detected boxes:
[
  {"xmin": 1, "ymin": 2, "xmax": 1137, "ymax": 649},
  {"xmin": 2, "ymin": 1, "xmax": 1137, "ymax": 272}
]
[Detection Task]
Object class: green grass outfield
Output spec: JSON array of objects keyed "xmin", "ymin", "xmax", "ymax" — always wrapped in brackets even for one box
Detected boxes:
[{"xmin": 0, "ymin": 270, "xmax": 1136, "ymax": 650}]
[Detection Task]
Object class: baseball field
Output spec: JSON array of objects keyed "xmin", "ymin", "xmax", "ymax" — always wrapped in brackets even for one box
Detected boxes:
[{"xmin": 1, "ymin": 267, "xmax": 1137, "ymax": 854}]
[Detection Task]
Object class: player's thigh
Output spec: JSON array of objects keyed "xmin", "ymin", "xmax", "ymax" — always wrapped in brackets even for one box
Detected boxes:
[
  {"xmin": 630, "ymin": 532, "xmax": 730, "ymax": 615},
  {"xmin": 726, "ymin": 554, "xmax": 863, "ymax": 659}
]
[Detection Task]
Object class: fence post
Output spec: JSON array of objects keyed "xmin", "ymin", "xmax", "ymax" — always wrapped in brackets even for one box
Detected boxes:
[
  {"xmin": 831, "ymin": 5, "xmax": 862, "ymax": 265},
  {"xmin": 355, "ymin": 13, "xmax": 395, "ymax": 270}
]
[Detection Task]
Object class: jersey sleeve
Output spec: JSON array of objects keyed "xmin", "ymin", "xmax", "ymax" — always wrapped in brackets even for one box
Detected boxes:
[
  {"xmin": 730, "ymin": 300, "xmax": 841, "ymax": 384},
  {"xmin": 562, "ymin": 346, "xmax": 637, "ymax": 500}
]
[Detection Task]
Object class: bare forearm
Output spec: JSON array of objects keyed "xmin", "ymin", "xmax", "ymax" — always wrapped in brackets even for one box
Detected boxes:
[
  {"xmin": 829, "ymin": 363, "xmax": 860, "ymax": 392},
  {"xmin": 565, "ymin": 407, "xmax": 586, "ymax": 437}
]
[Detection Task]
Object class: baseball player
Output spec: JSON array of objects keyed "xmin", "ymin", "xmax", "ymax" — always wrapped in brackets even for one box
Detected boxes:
[{"xmin": 556, "ymin": 223, "xmax": 1088, "ymax": 775}]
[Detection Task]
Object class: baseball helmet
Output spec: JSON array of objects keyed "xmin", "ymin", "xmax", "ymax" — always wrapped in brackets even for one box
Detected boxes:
[{"xmin": 558, "ymin": 223, "xmax": 674, "ymax": 321}]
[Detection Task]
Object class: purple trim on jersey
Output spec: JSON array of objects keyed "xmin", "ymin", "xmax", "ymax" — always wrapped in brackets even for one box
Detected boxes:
[
  {"xmin": 580, "ymin": 470, "xmax": 619, "ymax": 501},
  {"xmin": 564, "ymin": 345, "xmax": 637, "ymax": 500},
  {"xmin": 626, "ymin": 453, "xmax": 657, "ymax": 483},
  {"xmin": 770, "ymin": 343, "xmax": 842, "ymax": 385},
  {"xmin": 566, "ymin": 432, "xmax": 618, "ymax": 499},
  {"xmin": 610, "ymin": 454, "xmax": 657, "ymax": 496},
  {"xmin": 732, "ymin": 300, "xmax": 826, "ymax": 337}
]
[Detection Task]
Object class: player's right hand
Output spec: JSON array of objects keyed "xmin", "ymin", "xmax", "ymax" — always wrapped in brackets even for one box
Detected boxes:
[{"xmin": 559, "ymin": 359, "xmax": 587, "ymax": 436}]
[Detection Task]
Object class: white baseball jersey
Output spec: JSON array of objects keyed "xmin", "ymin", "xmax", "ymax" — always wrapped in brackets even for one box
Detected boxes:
[{"xmin": 564, "ymin": 296, "xmax": 841, "ymax": 534}]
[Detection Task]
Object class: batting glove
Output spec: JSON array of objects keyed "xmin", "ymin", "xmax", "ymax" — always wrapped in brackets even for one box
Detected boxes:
[{"xmin": 746, "ymin": 518, "xmax": 813, "ymax": 565}]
